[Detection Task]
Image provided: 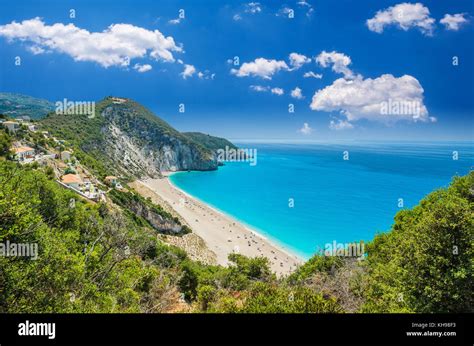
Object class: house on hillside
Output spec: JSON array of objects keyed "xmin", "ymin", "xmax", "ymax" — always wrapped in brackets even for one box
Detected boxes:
[
  {"xmin": 105, "ymin": 176, "xmax": 118, "ymax": 186},
  {"xmin": 83, "ymin": 182, "xmax": 102, "ymax": 200},
  {"xmin": 61, "ymin": 174, "xmax": 82, "ymax": 190},
  {"xmin": 59, "ymin": 174, "xmax": 104, "ymax": 201},
  {"xmin": 2, "ymin": 121, "xmax": 20, "ymax": 133},
  {"xmin": 13, "ymin": 146, "xmax": 35, "ymax": 161},
  {"xmin": 105, "ymin": 175, "xmax": 123, "ymax": 189}
]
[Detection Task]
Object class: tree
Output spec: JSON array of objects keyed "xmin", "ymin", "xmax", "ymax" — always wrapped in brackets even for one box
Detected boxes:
[
  {"xmin": 0, "ymin": 130, "xmax": 12, "ymax": 157},
  {"xmin": 238, "ymin": 282, "xmax": 342, "ymax": 313},
  {"xmin": 362, "ymin": 172, "xmax": 474, "ymax": 313},
  {"xmin": 0, "ymin": 161, "xmax": 182, "ymax": 313}
]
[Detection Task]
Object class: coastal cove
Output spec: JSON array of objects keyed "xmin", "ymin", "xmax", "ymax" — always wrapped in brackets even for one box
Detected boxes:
[
  {"xmin": 169, "ymin": 141, "xmax": 474, "ymax": 259},
  {"xmin": 137, "ymin": 175, "xmax": 302, "ymax": 275}
]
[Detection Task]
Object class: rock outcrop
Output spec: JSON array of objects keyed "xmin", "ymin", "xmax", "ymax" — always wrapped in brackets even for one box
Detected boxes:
[
  {"xmin": 41, "ymin": 96, "xmax": 229, "ymax": 179},
  {"xmin": 100, "ymin": 98, "xmax": 218, "ymax": 177}
]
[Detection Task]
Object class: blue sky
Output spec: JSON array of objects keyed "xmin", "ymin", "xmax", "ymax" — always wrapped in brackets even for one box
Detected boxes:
[{"xmin": 0, "ymin": 0, "xmax": 473, "ymax": 141}]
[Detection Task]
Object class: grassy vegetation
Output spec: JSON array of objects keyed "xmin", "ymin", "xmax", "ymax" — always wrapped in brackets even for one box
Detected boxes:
[
  {"xmin": 0, "ymin": 160, "xmax": 195, "ymax": 312},
  {"xmin": 39, "ymin": 101, "xmax": 112, "ymax": 179},
  {"xmin": 183, "ymin": 132, "xmax": 238, "ymax": 152}
]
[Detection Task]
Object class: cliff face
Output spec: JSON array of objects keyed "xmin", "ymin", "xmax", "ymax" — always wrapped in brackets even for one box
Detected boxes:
[
  {"xmin": 108, "ymin": 189, "xmax": 188, "ymax": 235},
  {"xmin": 41, "ymin": 96, "xmax": 223, "ymax": 178},
  {"xmin": 104, "ymin": 124, "xmax": 216, "ymax": 177},
  {"xmin": 100, "ymin": 98, "xmax": 218, "ymax": 177}
]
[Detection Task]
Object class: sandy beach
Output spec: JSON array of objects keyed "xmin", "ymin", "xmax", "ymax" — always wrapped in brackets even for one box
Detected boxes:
[{"xmin": 134, "ymin": 173, "xmax": 303, "ymax": 275}]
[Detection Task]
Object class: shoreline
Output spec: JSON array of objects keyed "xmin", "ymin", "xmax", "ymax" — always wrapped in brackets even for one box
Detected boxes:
[
  {"xmin": 138, "ymin": 172, "xmax": 303, "ymax": 275},
  {"xmin": 168, "ymin": 171, "xmax": 305, "ymax": 261}
]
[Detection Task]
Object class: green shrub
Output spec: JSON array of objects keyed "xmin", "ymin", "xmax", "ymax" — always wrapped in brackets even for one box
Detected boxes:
[{"xmin": 362, "ymin": 172, "xmax": 474, "ymax": 313}]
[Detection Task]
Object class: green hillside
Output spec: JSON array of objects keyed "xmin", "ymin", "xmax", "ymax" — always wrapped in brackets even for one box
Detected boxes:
[
  {"xmin": 0, "ymin": 144, "xmax": 471, "ymax": 313},
  {"xmin": 0, "ymin": 92, "xmax": 54, "ymax": 119},
  {"xmin": 39, "ymin": 97, "xmax": 232, "ymax": 179},
  {"xmin": 184, "ymin": 132, "xmax": 238, "ymax": 152}
]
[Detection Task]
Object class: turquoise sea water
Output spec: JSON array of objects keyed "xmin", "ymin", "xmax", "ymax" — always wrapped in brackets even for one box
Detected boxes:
[{"xmin": 170, "ymin": 142, "xmax": 474, "ymax": 259}]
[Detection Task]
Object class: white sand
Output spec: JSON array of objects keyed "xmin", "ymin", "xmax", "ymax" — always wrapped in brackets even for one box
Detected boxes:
[{"xmin": 137, "ymin": 174, "xmax": 303, "ymax": 276}]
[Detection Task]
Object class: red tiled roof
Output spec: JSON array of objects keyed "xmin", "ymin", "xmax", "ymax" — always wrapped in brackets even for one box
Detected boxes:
[
  {"xmin": 14, "ymin": 146, "xmax": 34, "ymax": 154},
  {"xmin": 61, "ymin": 174, "xmax": 82, "ymax": 184}
]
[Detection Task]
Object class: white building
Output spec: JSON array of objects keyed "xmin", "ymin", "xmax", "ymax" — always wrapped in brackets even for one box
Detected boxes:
[
  {"xmin": 13, "ymin": 146, "xmax": 35, "ymax": 161},
  {"xmin": 2, "ymin": 121, "xmax": 20, "ymax": 133}
]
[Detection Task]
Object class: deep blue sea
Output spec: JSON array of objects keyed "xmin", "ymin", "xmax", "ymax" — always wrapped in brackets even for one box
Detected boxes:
[{"xmin": 170, "ymin": 142, "xmax": 474, "ymax": 259}]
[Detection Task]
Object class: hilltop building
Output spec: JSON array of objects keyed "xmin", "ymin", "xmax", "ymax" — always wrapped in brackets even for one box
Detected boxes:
[{"xmin": 111, "ymin": 97, "xmax": 127, "ymax": 104}]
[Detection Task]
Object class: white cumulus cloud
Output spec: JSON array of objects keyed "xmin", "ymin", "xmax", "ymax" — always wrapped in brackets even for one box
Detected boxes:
[
  {"xmin": 297, "ymin": 0, "xmax": 314, "ymax": 17},
  {"xmin": 0, "ymin": 17, "xmax": 183, "ymax": 68},
  {"xmin": 181, "ymin": 64, "xmax": 196, "ymax": 79},
  {"xmin": 291, "ymin": 87, "xmax": 304, "ymax": 99},
  {"xmin": 366, "ymin": 2, "xmax": 435, "ymax": 36},
  {"xmin": 277, "ymin": 7, "xmax": 294, "ymax": 18},
  {"xmin": 249, "ymin": 85, "xmax": 284, "ymax": 95},
  {"xmin": 289, "ymin": 52, "xmax": 311, "ymax": 70},
  {"xmin": 168, "ymin": 18, "xmax": 182, "ymax": 25},
  {"xmin": 133, "ymin": 63, "xmax": 152, "ymax": 73},
  {"xmin": 234, "ymin": 2, "xmax": 262, "ymax": 21},
  {"xmin": 271, "ymin": 87, "xmax": 284, "ymax": 95},
  {"xmin": 315, "ymin": 51, "xmax": 354, "ymax": 78},
  {"xmin": 231, "ymin": 57, "xmax": 289, "ymax": 79},
  {"xmin": 329, "ymin": 119, "xmax": 354, "ymax": 130},
  {"xmin": 28, "ymin": 45, "xmax": 46, "ymax": 55},
  {"xmin": 310, "ymin": 74, "xmax": 429, "ymax": 123},
  {"xmin": 196, "ymin": 70, "xmax": 215, "ymax": 80},
  {"xmin": 303, "ymin": 71, "xmax": 323, "ymax": 79},
  {"xmin": 250, "ymin": 85, "xmax": 269, "ymax": 92},
  {"xmin": 245, "ymin": 2, "xmax": 262, "ymax": 14},
  {"xmin": 440, "ymin": 13, "xmax": 469, "ymax": 31},
  {"xmin": 299, "ymin": 123, "xmax": 313, "ymax": 135},
  {"xmin": 297, "ymin": 0, "xmax": 311, "ymax": 7}
]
